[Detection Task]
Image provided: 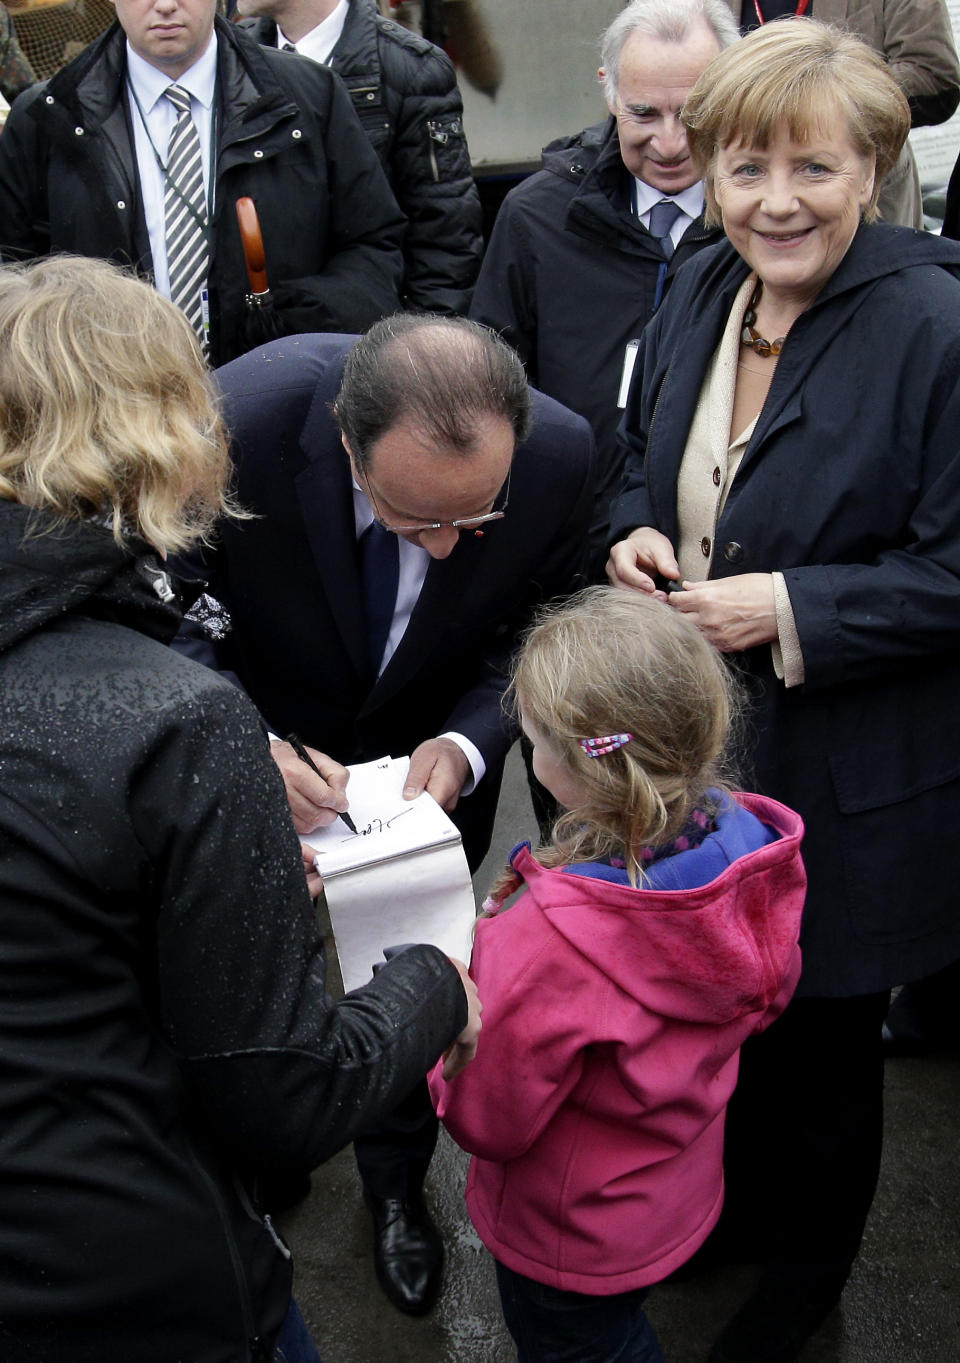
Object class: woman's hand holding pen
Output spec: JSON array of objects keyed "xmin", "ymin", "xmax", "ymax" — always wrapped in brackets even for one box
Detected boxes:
[{"xmin": 270, "ymin": 738, "xmax": 352, "ymax": 833}]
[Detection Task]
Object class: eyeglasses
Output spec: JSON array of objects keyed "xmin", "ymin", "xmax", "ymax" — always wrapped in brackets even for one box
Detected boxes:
[{"xmin": 359, "ymin": 464, "xmax": 511, "ymax": 535}]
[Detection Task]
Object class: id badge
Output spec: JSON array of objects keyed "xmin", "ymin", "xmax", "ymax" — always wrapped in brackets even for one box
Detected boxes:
[{"xmin": 617, "ymin": 339, "xmax": 640, "ymax": 408}]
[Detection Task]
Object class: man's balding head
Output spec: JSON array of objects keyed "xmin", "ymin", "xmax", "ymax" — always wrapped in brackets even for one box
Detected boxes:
[{"xmin": 334, "ymin": 313, "xmax": 531, "ymax": 473}]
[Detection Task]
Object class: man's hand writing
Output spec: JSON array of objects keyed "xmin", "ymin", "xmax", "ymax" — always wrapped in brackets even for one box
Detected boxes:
[{"xmin": 270, "ymin": 739, "xmax": 351, "ymax": 834}]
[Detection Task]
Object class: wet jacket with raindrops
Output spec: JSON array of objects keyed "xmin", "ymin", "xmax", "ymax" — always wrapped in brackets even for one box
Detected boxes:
[{"xmin": 0, "ymin": 500, "xmax": 466, "ymax": 1363}]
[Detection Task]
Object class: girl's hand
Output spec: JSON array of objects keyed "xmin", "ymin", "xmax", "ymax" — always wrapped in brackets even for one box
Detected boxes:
[
  {"xmin": 606, "ymin": 527, "xmax": 680, "ymax": 596},
  {"xmin": 442, "ymin": 957, "xmax": 483, "ymax": 1079},
  {"xmin": 668, "ymin": 574, "xmax": 778, "ymax": 652}
]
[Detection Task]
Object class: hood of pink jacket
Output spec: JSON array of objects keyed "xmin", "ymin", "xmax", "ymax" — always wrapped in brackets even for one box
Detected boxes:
[{"xmin": 517, "ymin": 791, "xmax": 805, "ymax": 1027}]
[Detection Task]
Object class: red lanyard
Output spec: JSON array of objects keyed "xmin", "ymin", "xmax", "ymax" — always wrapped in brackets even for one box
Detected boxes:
[{"xmin": 753, "ymin": 0, "xmax": 811, "ymax": 23}]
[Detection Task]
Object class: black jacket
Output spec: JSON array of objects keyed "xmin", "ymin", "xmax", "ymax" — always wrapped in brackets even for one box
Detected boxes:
[
  {"xmin": 610, "ymin": 223, "xmax": 960, "ymax": 995},
  {"xmin": 470, "ymin": 118, "xmax": 724, "ymax": 557},
  {"xmin": 242, "ymin": 0, "xmax": 482, "ymax": 313},
  {"xmin": 0, "ymin": 502, "xmax": 466, "ymax": 1362},
  {"xmin": 0, "ymin": 17, "xmax": 406, "ymax": 366}
]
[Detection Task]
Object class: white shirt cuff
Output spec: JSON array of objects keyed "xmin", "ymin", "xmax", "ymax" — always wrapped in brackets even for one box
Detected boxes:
[{"xmin": 441, "ymin": 731, "xmax": 486, "ymax": 796}]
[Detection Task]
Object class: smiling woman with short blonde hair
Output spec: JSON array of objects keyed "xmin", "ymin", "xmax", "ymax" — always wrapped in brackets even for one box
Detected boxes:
[{"xmin": 682, "ymin": 18, "xmax": 909, "ymax": 222}]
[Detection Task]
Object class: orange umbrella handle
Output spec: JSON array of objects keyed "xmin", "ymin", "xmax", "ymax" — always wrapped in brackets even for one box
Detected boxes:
[{"xmin": 235, "ymin": 196, "xmax": 270, "ymax": 300}]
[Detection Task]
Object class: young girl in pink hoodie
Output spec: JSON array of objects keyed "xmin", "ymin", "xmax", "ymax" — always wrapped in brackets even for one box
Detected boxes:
[{"xmin": 429, "ymin": 587, "xmax": 806, "ymax": 1363}]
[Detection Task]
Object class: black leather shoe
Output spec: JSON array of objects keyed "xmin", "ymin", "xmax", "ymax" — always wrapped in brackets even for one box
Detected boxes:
[
  {"xmin": 709, "ymin": 1280, "xmax": 839, "ymax": 1363},
  {"xmin": 365, "ymin": 1191, "xmax": 444, "ymax": 1315}
]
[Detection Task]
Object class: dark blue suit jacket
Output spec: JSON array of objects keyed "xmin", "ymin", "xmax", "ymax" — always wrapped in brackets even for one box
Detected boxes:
[{"xmin": 175, "ymin": 333, "xmax": 595, "ymax": 868}]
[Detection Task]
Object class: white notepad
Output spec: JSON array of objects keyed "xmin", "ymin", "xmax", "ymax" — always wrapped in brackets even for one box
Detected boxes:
[{"xmin": 307, "ymin": 756, "xmax": 476, "ymax": 992}]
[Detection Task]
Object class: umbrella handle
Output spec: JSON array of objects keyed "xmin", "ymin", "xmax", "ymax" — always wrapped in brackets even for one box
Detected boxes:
[{"xmin": 235, "ymin": 196, "xmax": 271, "ymax": 304}]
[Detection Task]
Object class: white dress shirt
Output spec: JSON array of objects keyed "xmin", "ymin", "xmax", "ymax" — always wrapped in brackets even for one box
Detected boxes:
[
  {"xmin": 352, "ymin": 483, "xmax": 485, "ymax": 790},
  {"xmin": 632, "ymin": 177, "xmax": 705, "ymax": 248},
  {"xmin": 125, "ymin": 36, "xmax": 218, "ymax": 298},
  {"xmin": 276, "ymin": 0, "xmax": 348, "ymax": 62}
]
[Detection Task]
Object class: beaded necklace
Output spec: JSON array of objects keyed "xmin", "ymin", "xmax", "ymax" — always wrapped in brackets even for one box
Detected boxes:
[{"xmin": 741, "ymin": 280, "xmax": 787, "ymax": 357}]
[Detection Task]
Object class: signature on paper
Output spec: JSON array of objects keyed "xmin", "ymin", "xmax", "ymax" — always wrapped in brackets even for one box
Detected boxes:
[{"xmin": 339, "ymin": 805, "xmax": 414, "ymax": 842}]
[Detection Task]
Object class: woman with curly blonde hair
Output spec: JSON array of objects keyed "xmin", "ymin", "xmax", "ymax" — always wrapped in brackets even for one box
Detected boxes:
[{"xmin": 0, "ymin": 256, "xmax": 478, "ymax": 1363}]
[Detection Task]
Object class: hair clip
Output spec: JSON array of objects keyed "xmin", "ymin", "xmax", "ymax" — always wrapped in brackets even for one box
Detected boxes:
[{"xmin": 579, "ymin": 733, "xmax": 633, "ymax": 757}]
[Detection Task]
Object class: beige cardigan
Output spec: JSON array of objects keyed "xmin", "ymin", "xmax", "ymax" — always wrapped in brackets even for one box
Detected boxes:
[{"xmin": 675, "ymin": 275, "xmax": 804, "ymax": 686}]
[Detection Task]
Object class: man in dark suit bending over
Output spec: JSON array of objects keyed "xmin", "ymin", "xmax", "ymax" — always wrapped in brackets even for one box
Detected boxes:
[{"xmin": 175, "ymin": 312, "xmax": 594, "ymax": 1314}]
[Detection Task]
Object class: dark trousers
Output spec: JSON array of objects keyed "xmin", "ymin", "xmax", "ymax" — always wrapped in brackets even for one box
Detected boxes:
[
  {"xmin": 353, "ymin": 788, "xmax": 494, "ymax": 1202},
  {"xmin": 719, "ymin": 989, "xmax": 890, "ymax": 1299},
  {"xmin": 885, "ymin": 956, "xmax": 960, "ymax": 1045},
  {"xmin": 354, "ymin": 1078, "xmax": 438, "ymax": 1200},
  {"xmin": 274, "ymin": 1300, "xmax": 323, "ymax": 1363},
  {"xmin": 495, "ymin": 1263, "xmax": 664, "ymax": 1363}
]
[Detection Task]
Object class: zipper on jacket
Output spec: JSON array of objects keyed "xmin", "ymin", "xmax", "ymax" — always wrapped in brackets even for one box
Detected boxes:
[
  {"xmin": 262, "ymin": 1213, "xmax": 292, "ymax": 1262},
  {"xmin": 187, "ymin": 1146, "xmax": 262, "ymax": 1361},
  {"xmin": 646, "ymin": 372, "xmax": 668, "ymax": 455},
  {"xmin": 425, "ymin": 118, "xmax": 461, "ymax": 182}
]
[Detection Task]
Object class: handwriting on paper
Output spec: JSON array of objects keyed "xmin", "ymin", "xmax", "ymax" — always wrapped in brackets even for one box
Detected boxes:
[{"xmin": 339, "ymin": 806, "xmax": 414, "ymax": 842}]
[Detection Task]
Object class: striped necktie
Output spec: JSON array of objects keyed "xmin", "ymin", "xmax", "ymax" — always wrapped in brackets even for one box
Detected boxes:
[{"xmin": 164, "ymin": 84, "xmax": 209, "ymax": 351}]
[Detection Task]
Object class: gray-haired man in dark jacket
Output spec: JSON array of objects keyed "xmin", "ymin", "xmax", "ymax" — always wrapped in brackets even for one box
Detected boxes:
[{"xmin": 470, "ymin": 0, "xmax": 739, "ymax": 566}]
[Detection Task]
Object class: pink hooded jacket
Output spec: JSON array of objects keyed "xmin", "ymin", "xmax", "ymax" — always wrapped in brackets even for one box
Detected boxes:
[{"xmin": 429, "ymin": 792, "xmax": 805, "ymax": 1294}]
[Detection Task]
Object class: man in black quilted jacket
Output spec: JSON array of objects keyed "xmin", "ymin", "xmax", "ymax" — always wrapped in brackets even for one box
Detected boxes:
[{"xmin": 239, "ymin": 0, "xmax": 483, "ymax": 313}]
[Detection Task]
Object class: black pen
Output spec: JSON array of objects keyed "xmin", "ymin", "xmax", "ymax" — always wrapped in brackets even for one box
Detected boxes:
[{"xmin": 285, "ymin": 733, "xmax": 358, "ymax": 834}]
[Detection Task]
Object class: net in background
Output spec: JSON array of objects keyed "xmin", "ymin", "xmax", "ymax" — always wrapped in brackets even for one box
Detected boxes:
[{"xmin": 8, "ymin": 0, "xmax": 113, "ymax": 81}]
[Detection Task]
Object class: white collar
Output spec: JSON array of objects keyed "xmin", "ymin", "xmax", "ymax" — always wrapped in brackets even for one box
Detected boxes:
[
  {"xmin": 125, "ymin": 32, "xmax": 218, "ymax": 114},
  {"xmin": 278, "ymin": 0, "xmax": 349, "ymax": 63},
  {"xmin": 632, "ymin": 177, "xmax": 705, "ymax": 223}
]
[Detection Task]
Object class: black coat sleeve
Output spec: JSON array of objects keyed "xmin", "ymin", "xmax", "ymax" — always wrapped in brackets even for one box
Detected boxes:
[
  {"xmin": 383, "ymin": 41, "xmax": 482, "ymax": 313},
  {"xmin": 266, "ymin": 67, "xmax": 406, "ymax": 335},
  {"xmin": 0, "ymin": 84, "xmax": 49, "ymax": 260},
  {"xmin": 135, "ymin": 676, "xmax": 466, "ymax": 1171},
  {"xmin": 469, "ymin": 188, "xmax": 539, "ymax": 380},
  {"xmin": 607, "ymin": 317, "xmax": 667, "ymax": 547}
]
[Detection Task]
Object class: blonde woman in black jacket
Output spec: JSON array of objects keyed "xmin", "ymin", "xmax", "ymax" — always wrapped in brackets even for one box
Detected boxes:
[{"xmin": 0, "ymin": 255, "xmax": 478, "ymax": 1363}]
